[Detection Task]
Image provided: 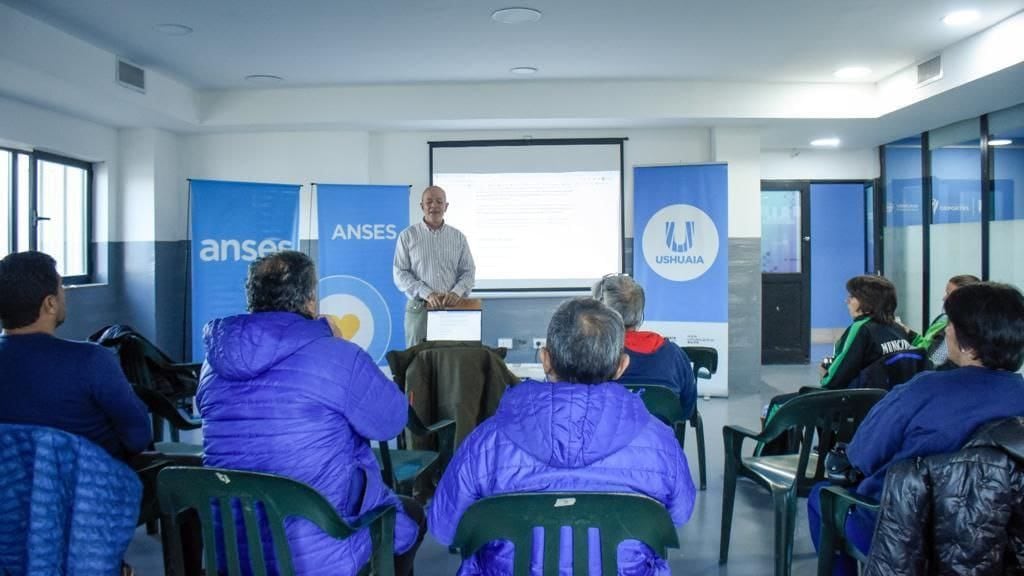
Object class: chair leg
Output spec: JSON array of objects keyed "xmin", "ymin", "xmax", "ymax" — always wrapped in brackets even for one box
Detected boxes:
[
  {"xmin": 817, "ymin": 488, "xmax": 837, "ymax": 576},
  {"xmin": 692, "ymin": 410, "xmax": 707, "ymax": 491},
  {"xmin": 770, "ymin": 485, "xmax": 797, "ymax": 576},
  {"xmin": 719, "ymin": 450, "xmax": 738, "ymax": 563}
]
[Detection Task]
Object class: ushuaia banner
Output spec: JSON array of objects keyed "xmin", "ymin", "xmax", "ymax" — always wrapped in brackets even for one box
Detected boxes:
[
  {"xmin": 633, "ymin": 164, "xmax": 729, "ymax": 396},
  {"xmin": 189, "ymin": 179, "xmax": 300, "ymax": 361},
  {"xmin": 316, "ymin": 184, "xmax": 409, "ymax": 364}
]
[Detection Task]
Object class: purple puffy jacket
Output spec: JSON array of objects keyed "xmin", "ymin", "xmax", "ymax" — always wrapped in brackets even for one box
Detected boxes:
[
  {"xmin": 198, "ymin": 311, "xmax": 418, "ymax": 575},
  {"xmin": 429, "ymin": 379, "xmax": 695, "ymax": 576}
]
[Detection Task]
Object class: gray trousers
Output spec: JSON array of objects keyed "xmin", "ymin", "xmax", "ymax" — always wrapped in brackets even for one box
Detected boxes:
[{"xmin": 404, "ymin": 299, "xmax": 428, "ymax": 348}]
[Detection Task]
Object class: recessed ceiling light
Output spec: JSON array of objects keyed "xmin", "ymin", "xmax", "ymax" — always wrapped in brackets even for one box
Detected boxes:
[
  {"xmin": 942, "ymin": 9, "xmax": 980, "ymax": 26},
  {"xmin": 510, "ymin": 66, "xmax": 538, "ymax": 75},
  {"xmin": 810, "ymin": 137, "xmax": 841, "ymax": 147},
  {"xmin": 834, "ymin": 66, "xmax": 872, "ymax": 80},
  {"xmin": 244, "ymin": 74, "xmax": 284, "ymax": 84},
  {"xmin": 155, "ymin": 23, "xmax": 193, "ymax": 36},
  {"xmin": 989, "ymin": 139, "xmax": 1013, "ymax": 146},
  {"xmin": 492, "ymin": 7, "xmax": 543, "ymax": 24}
]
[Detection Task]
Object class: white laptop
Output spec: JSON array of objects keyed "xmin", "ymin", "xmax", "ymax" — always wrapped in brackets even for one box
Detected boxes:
[{"xmin": 426, "ymin": 309, "xmax": 482, "ymax": 342}]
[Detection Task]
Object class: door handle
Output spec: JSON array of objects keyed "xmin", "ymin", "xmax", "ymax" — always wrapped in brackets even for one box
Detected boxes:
[
  {"xmin": 775, "ymin": 305, "xmax": 781, "ymax": 312},
  {"xmin": 802, "ymin": 236, "xmax": 810, "ymax": 242}
]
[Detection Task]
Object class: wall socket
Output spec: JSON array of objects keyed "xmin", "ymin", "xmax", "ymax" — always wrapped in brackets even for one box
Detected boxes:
[
  {"xmin": 497, "ymin": 337, "xmax": 514, "ymax": 349},
  {"xmin": 532, "ymin": 338, "xmax": 546, "ymax": 350}
]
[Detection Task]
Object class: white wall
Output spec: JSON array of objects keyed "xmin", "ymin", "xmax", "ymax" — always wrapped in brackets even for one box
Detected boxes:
[
  {"xmin": 183, "ymin": 127, "xmax": 712, "ymax": 239},
  {"xmin": 760, "ymin": 148, "xmax": 879, "ymax": 181},
  {"xmin": 0, "ymin": 95, "xmax": 118, "ymax": 244}
]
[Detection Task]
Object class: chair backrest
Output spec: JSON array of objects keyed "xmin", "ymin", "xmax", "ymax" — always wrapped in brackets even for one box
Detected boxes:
[
  {"xmin": 761, "ymin": 389, "xmax": 887, "ymax": 490},
  {"xmin": 450, "ymin": 492, "xmax": 679, "ymax": 576},
  {"xmin": 157, "ymin": 466, "xmax": 396, "ymax": 576},
  {"xmin": 856, "ymin": 349, "xmax": 930, "ymax": 391},
  {"xmin": 623, "ymin": 384, "xmax": 687, "ymax": 426},
  {"xmin": 681, "ymin": 346, "xmax": 718, "ymax": 379}
]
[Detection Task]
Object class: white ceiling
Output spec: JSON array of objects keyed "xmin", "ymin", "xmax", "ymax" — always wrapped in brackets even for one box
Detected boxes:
[{"xmin": 4, "ymin": 0, "xmax": 1023, "ymax": 88}]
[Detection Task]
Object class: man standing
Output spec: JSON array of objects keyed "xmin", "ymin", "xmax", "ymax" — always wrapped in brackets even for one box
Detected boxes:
[
  {"xmin": 0, "ymin": 251, "xmax": 151, "ymax": 460},
  {"xmin": 393, "ymin": 185, "xmax": 475, "ymax": 347}
]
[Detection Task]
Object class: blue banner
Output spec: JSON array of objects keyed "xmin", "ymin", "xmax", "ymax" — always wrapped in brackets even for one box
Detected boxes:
[
  {"xmin": 189, "ymin": 179, "xmax": 300, "ymax": 361},
  {"xmin": 633, "ymin": 164, "xmax": 729, "ymax": 323},
  {"xmin": 316, "ymin": 184, "xmax": 408, "ymax": 364}
]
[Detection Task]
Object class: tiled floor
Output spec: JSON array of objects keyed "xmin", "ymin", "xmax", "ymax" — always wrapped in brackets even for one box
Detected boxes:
[{"xmin": 126, "ymin": 361, "xmax": 823, "ymax": 575}]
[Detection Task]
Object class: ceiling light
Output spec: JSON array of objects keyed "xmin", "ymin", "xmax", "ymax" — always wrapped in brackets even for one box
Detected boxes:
[
  {"xmin": 810, "ymin": 137, "xmax": 841, "ymax": 147},
  {"xmin": 155, "ymin": 23, "xmax": 193, "ymax": 36},
  {"xmin": 942, "ymin": 9, "xmax": 980, "ymax": 26},
  {"xmin": 834, "ymin": 66, "xmax": 872, "ymax": 80},
  {"xmin": 510, "ymin": 66, "xmax": 538, "ymax": 75},
  {"xmin": 244, "ymin": 74, "xmax": 284, "ymax": 84},
  {"xmin": 492, "ymin": 7, "xmax": 543, "ymax": 24},
  {"xmin": 989, "ymin": 139, "xmax": 1013, "ymax": 146}
]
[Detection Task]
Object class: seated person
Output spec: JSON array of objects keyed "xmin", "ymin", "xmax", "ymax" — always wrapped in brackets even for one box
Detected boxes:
[
  {"xmin": 820, "ymin": 275, "xmax": 911, "ymax": 390},
  {"xmin": 429, "ymin": 298, "xmax": 695, "ymax": 575},
  {"xmin": 594, "ymin": 274, "xmax": 697, "ymax": 418},
  {"xmin": 0, "ymin": 251, "xmax": 151, "ymax": 461},
  {"xmin": 808, "ymin": 281, "xmax": 1024, "ymax": 575},
  {"xmin": 198, "ymin": 251, "xmax": 423, "ymax": 576},
  {"xmin": 902, "ymin": 273, "xmax": 979, "ymax": 369}
]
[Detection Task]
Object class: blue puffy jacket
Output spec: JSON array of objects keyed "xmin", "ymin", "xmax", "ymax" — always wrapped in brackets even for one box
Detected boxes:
[
  {"xmin": 198, "ymin": 312, "xmax": 418, "ymax": 575},
  {"xmin": 0, "ymin": 423, "xmax": 141, "ymax": 576},
  {"xmin": 429, "ymin": 379, "xmax": 695, "ymax": 576}
]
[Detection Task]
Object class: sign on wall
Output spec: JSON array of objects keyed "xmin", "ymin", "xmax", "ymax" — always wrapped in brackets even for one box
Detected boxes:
[
  {"xmin": 189, "ymin": 179, "xmax": 301, "ymax": 361},
  {"xmin": 316, "ymin": 184, "xmax": 409, "ymax": 364},
  {"xmin": 633, "ymin": 163, "xmax": 729, "ymax": 396}
]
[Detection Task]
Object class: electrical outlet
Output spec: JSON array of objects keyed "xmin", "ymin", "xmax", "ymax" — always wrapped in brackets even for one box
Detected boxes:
[
  {"xmin": 533, "ymin": 338, "xmax": 546, "ymax": 350},
  {"xmin": 498, "ymin": 338, "xmax": 514, "ymax": 349}
]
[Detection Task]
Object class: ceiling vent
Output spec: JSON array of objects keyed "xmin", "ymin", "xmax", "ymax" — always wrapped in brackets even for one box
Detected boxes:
[
  {"xmin": 116, "ymin": 58, "xmax": 146, "ymax": 93},
  {"xmin": 916, "ymin": 55, "xmax": 943, "ymax": 87}
]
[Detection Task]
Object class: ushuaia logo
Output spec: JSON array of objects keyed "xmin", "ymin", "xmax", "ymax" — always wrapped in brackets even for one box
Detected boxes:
[
  {"xmin": 642, "ymin": 204, "xmax": 718, "ymax": 281},
  {"xmin": 665, "ymin": 220, "xmax": 696, "ymax": 253}
]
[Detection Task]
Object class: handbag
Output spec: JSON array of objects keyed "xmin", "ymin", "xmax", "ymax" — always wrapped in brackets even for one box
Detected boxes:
[{"xmin": 825, "ymin": 442, "xmax": 863, "ymax": 486}]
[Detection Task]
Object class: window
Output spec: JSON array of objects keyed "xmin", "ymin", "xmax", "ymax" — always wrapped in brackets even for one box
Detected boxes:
[
  {"xmin": 1, "ymin": 148, "xmax": 92, "ymax": 282},
  {"xmin": 988, "ymin": 104, "xmax": 1024, "ymax": 288},
  {"xmin": 882, "ymin": 136, "xmax": 925, "ymax": 332}
]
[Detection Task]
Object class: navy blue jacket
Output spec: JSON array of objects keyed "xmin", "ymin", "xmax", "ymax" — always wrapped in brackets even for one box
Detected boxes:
[
  {"xmin": 618, "ymin": 331, "xmax": 697, "ymax": 418},
  {"xmin": 847, "ymin": 366, "xmax": 1024, "ymax": 500},
  {"xmin": 0, "ymin": 333, "xmax": 152, "ymax": 459}
]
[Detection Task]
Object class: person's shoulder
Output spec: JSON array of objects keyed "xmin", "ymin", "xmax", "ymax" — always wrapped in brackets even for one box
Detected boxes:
[{"xmin": 52, "ymin": 337, "xmax": 113, "ymax": 360}]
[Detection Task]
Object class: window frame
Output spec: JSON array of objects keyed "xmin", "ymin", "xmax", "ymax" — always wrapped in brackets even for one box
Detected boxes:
[{"xmin": 1, "ymin": 147, "xmax": 94, "ymax": 284}]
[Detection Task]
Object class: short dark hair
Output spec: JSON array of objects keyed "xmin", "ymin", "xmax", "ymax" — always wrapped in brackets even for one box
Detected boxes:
[
  {"xmin": 944, "ymin": 282, "xmax": 1024, "ymax": 371},
  {"xmin": 846, "ymin": 275, "xmax": 897, "ymax": 324},
  {"xmin": 0, "ymin": 251, "xmax": 61, "ymax": 330},
  {"xmin": 546, "ymin": 298, "xmax": 625, "ymax": 384},
  {"xmin": 246, "ymin": 251, "xmax": 318, "ymax": 318},
  {"xmin": 948, "ymin": 274, "xmax": 981, "ymax": 289}
]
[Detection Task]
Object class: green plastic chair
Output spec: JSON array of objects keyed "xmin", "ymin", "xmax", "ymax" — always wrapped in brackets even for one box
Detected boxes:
[
  {"xmin": 816, "ymin": 486, "xmax": 879, "ymax": 576},
  {"xmin": 157, "ymin": 466, "xmax": 396, "ymax": 576},
  {"xmin": 682, "ymin": 345, "xmax": 718, "ymax": 491},
  {"xmin": 719, "ymin": 388, "xmax": 885, "ymax": 576},
  {"xmin": 374, "ymin": 406, "xmax": 455, "ymax": 497},
  {"xmin": 450, "ymin": 492, "xmax": 679, "ymax": 576},
  {"xmin": 622, "ymin": 384, "xmax": 697, "ymax": 483}
]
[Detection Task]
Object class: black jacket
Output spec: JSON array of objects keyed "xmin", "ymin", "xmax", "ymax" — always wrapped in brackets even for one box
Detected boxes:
[
  {"xmin": 822, "ymin": 316, "xmax": 911, "ymax": 390},
  {"xmin": 865, "ymin": 417, "xmax": 1024, "ymax": 576}
]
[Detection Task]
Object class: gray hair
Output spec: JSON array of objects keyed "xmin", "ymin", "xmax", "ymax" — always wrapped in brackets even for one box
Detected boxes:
[
  {"xmin": 246, "ymin": 250, "xmax": 318, "ymax": 319},
  {"xmin": 546, "ymin": 298, "xmax": 625, "ymax": 384},
  {"xmin": 592, "ymin": 275, "xmax": 644, "ymax": 329}
]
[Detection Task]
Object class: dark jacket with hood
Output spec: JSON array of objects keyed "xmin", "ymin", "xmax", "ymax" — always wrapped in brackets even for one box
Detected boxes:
[
  {"xmin": 618, "ymin": 331, "xmax": 697, "ymax": 419},
  {"xmin": 822, "ymin": 316, "xmax": 911, "ymax": 390},
  {"xmin": 428, "ymin": 378, "xmax": 695, "ymax": 576},
  {"xmin": 865, "ymin": 416, "xmax": 1024, "ymax": 576}
]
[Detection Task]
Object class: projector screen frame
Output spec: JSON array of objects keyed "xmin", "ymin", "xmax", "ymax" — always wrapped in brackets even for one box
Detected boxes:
[{"xmin": 428, "ymin": 137, "xmax": 627, "ymax": 293}]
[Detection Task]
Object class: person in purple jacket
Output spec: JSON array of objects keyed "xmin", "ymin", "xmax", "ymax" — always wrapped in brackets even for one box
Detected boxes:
[
  {"xmin": 593, "ymin": 274, "xmax": 697, "ymax": 418},
  {"xmin": 429, "ymin": 297, "xmax": 696, "ymax": 576},
  {"xmin": 198, "ymin": 251, "xmax": 423, "ymax": 576}
]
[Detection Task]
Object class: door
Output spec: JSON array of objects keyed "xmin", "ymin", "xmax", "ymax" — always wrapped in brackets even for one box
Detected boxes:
[{"xmin": 761, "ymin": 181, "xmax": 810, "ymax": 364}]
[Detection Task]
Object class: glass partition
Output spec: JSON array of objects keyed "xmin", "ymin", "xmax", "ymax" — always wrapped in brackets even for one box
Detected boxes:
[
  {"xmin": 883, "ymin": 137, "xmax": 924, "ymax": 332},
  {"xmin": 928, "ymin": 119, "xmax": 982, "ymax": 321},
  {"xmin": 988, "ymin": 104, "xmax": 1024, "ymax": 290}
]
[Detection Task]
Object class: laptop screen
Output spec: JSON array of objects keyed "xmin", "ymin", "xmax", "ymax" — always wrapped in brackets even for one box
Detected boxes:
[{"xmin": 426, "ymin": 310, "xmax": 482, "ymax": 342}]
